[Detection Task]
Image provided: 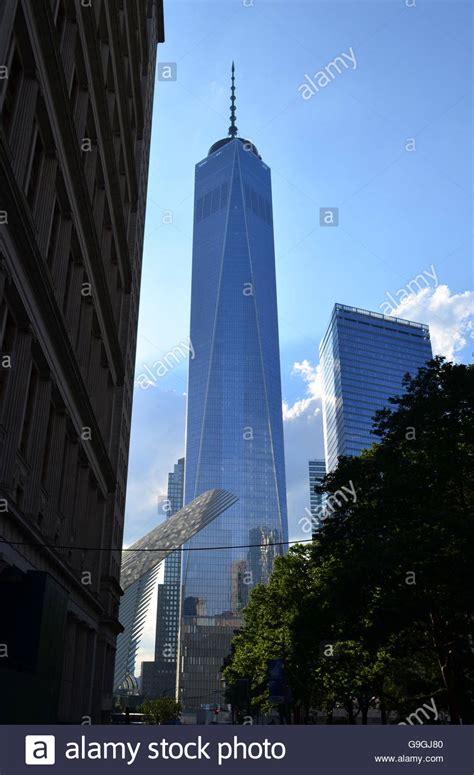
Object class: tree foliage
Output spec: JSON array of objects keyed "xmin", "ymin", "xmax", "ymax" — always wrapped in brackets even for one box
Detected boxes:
[
  {"xmin": 223, "ymin": 359, "xmax": 474, "ymax": 723},
  {"xmin": 140, "ymin": 697, "xmax": 181, "ymax": 725}
]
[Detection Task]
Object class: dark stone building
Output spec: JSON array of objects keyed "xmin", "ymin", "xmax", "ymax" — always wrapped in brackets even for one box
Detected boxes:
[{"xmin": 0, "ymin": 0, "xmax": 164, "ymax": 722}]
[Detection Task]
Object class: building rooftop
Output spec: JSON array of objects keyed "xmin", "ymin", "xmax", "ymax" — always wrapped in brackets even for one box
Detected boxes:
[
  {"xmin": 334, "ymin": 303, "xmax": 429, "ymax": 330},
  {"xmin": 319, "ymin": 303, "xmax": 430, "ymax": 356}
]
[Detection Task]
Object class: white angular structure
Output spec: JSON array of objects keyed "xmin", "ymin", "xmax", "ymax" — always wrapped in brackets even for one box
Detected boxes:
[{"xmin": 114, "ymin": 489, "xmax": 237, "ymax": 690}]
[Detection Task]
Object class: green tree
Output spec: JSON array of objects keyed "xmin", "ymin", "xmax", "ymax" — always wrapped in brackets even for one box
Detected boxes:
[
  {"xmin": 322, "ymin": 357, "xmax": 474, "ymax": 723},
  {"xmin": 140, "ymin": 697, "xmax": 181, "ymax": 725},
  {"xmin": 224, "ymin": 359, "xmax": 474, "ymax": 724}
]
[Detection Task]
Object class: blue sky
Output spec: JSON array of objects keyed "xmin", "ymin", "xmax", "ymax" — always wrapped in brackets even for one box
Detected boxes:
[{"xmin": 124, "ymin": 0, "xmax": 473, "ymax": 553}]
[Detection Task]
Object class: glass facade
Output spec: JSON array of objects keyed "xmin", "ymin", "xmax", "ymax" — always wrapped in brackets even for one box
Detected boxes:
[
  {"xmin": 320, "ymin": 303, "xmax": 432, "ymax": 472},
  {"xmin": 179, "ymin": 137, "xmax": 288, "ymax": 712},
  {"xmin": 308, "ymin": 458, "xmax": 326, "ymax": 535},
  {"xmin": 114, "ymin": 488, "xmax": 237, "ymax": 691},
  {"xmin": 142, "ymin": 458, "xmax": 185, "ymax": 698}
]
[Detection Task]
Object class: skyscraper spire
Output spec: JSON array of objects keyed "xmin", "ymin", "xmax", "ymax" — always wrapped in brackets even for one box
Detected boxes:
[
  {"xmin": 228, "ymin": 61, "xmax": 238, "ymax": 138},
  {"xmin": 207, "ymin": 60, "xmax": 260, "ymax": 158}
]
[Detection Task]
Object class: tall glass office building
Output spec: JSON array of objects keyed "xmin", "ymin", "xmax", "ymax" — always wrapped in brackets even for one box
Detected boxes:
[
  {"xmin": 308, "ymin": 459, "xmax": 326, "ymax": 534},
  {"xmin": 320, "ymin": 303, "xmax": 432, "ymax": 472},
  {"xmin": 179, "ymin": 65, "xmax": 288, "ymax": 712},
  {"xmin": 141, "ymin": 458, "xmax": 184, "ymax": 698}
]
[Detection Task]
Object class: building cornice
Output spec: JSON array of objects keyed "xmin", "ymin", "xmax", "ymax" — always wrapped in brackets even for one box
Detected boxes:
[{"xmin": 155, "ymin": 0, "xmax": 165, "ymax": 43}]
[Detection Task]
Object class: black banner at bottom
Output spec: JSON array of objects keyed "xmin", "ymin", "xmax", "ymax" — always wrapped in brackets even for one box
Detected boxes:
[{"xmin": 2, "ymin": 725, "xmax": 473, "ymax": 773}]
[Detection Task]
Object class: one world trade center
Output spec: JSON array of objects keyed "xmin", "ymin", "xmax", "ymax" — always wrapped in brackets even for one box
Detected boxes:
[{"xmin": 179, "ymin": 64, "xmax": 288, "ymax": 713}]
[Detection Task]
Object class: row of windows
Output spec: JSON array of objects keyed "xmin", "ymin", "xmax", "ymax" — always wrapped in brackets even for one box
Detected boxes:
[
  {"xmin": 0, "ymin": 299, "xmax": 116, "ymax": 571},
  {"xmin": 325, "ymin": 348, "xmax": 430, "ymax": 374},
  {"xmin": 320, "ymin": 324, "xmax": 430, "ymax": 362},
  {"xmin": 325, "ymin": 413, "xmax": 377, "ymax": 444},
  {"xmin": 195, "ymin": 183, "xmax": 229, "ymax": 222},
  {"xmin": 243, "ymin": 182, "xmax": 272, "ymax": 225},
  {"xmin": 0, "ymin": 35, "xmax": 129, "ymax": 341},
  {"xmin": 338, "ymin": 314, "xmax": 429, "ymax": 339},
  {"xmin": 0, "ymin": 13, "xmax": 142, "ymax": 452}
]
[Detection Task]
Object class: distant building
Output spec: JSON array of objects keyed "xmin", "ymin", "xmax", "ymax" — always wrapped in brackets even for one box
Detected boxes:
[
  {"xmin": 320, "ymin": 304, "xmax": 432, "ymax": 473},
  {"xmin": 167, "ymin": 458, "xmax": 185, "ymax": 515},
  {"xmin": 308, "ymin": 459, "xmax": 326, "ymax": 534},
  {"xmin": 246, "ymin": 526, "xmax": 280, "ymax": 587},
  {"xmin": 114, "ymin": 488, "xmax": 238, "ymax": 693},
  {"xmin": 0, "ymin": 0, "xmax": 164, "ymax": 723},
  {"xmin": 142, "ymin": 458, "xmax": 184, "ymax": 699},
  {"xmin": 230, "ymin": 559, "xmax": 248, "ymax": 613}
]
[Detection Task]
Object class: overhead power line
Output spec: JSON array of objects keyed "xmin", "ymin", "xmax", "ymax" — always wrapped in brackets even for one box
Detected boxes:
[{"xmin": 0, "ymin": 536, "xmax": 316, "ymax": 553}]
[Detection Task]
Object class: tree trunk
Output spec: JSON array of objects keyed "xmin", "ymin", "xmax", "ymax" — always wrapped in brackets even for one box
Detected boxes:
[
  {"xmin": 345, "ymin": 699, "xmax": 356, "ymax": 724},
  {"xmin": 359, "ymin": 698, "xmax": 369, "ymax": 725},
  {"xmin": 430, "ymin": 612, "xmax": 463, "ymax": 724},
  {"xmin": 303, "ymin": 701, "xmax": 310, "ymax": 725}
]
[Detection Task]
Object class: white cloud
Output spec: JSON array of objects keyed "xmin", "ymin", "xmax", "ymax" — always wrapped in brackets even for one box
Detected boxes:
[
  {"xmin": 283, "ymin": 360, "xmax": 322, "ymax": 421},
  {"xmin": 281, "ymin": 359, "xmax": 325, "ymax": 538},
  {"xmin": 389, "ymin": 285, "xmax": 473, "ymax": 361},
  {"xmin": 283, "ymin": 404, "xmax": 325, "ymax": 540}
]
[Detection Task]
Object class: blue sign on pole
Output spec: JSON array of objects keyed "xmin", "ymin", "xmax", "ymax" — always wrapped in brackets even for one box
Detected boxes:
[{"xmin": 267, "ymin": 659, "xmax": 285, "ymax": 705}]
